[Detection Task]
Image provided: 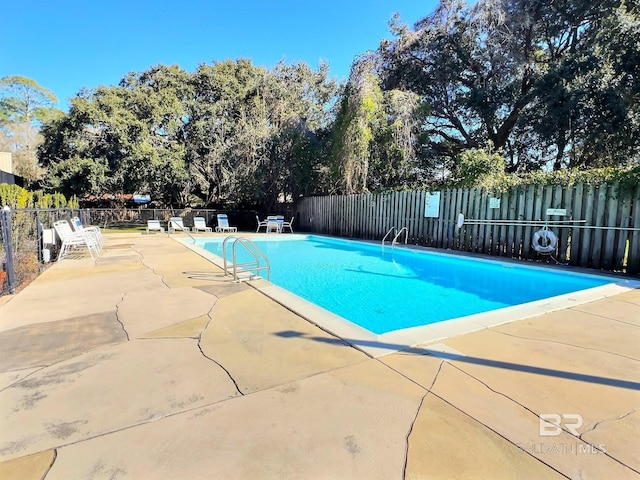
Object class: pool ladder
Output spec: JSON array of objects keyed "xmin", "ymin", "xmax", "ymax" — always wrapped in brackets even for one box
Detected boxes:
[
  {"xmin": 222, "ymin": 236, "xmax": 271, "ymax": 282},
  {"xmin": 382, "ymin": 227, "xmax": 408, "ymax": 248}
]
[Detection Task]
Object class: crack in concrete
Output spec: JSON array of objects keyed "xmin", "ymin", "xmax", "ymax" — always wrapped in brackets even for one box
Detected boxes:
[
  {"xmin": 579, "ymin": 408, "xmax": 638, "ymax": 438},
  {"xmin": 42, "ymin": 448, "xmax": 57, "ymax": 479},
  {"xmin": 402, "ymin": 360, "xmax": 444, "ymax": 480},
  {"xmin": 0, "ymin": 366, "xmax": 48, "ymax": 393},
  {"xmin": 196, "ymin": 305, "xmax": 245, "ymax": 396},
  {"xmin": 114, "ymin": 294, "xmax": 130, "ymax": 342},
  {"xmin": 425, "ymin": 363, "xmax": 573, "ymax": 479},
  {"xmin": 571, "ymin": 307, "xmax": 640, "ymax": 328},
  {"xmin": 490, "ymin": 328, "xmax": 640, "ymax": 362},
  {"xmin": 446, "ymin": 361, "xmax": 639, "ymax": 474},
  {"xmin": 132, "ymin": 246, "xmax": 170, "ymax": 290}
]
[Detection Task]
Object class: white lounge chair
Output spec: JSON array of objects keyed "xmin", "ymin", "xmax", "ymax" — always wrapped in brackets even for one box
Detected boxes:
[
  {"xmin": 192, "ymin": 217, "xmax": 212, "ymax": 233},
  {"xmin": 256, "ymin": 215, "xmax": 268, "ymax": 232},
  {"xmin": 281, "ymin": 217, "xmax": 294, "ymax": 233},
  {"xmin": 71, "ymin": 216, "xmax": 104, "ymax": 248},
  {"xmin": 146, "ymin": 220, "xmax": 164, "ymax": 234},
  {"xmin": 215, "ymin": 214, "xmax": 237, "ymax": 233},
  {"xmin": 53, "ymin": 220, "xmax": 101, "ymax": 261},
  {"xmin": 168, "ymin": 217, "xmax": 189, "ymax": 233}
]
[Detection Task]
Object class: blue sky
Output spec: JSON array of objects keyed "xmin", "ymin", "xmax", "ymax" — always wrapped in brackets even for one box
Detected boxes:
[{"xmin": 3, "ymin": 1, "xmax": 439, "ymax": 111}]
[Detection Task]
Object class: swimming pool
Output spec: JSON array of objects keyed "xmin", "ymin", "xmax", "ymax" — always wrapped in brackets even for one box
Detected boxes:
[{"xmin": 193, "ymin": 235, "xmax": 618, "ymax": 335}]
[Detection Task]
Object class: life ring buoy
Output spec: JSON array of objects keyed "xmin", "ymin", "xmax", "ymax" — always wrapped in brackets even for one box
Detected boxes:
[{"xmin": 533, "ymin": 228, "xmax": 557, "ymax": 254}]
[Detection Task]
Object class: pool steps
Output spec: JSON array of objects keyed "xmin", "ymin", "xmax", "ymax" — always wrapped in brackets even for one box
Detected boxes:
[{"xmin": 222, "ymin": 235, "xmax": 271, "ymax": 282}]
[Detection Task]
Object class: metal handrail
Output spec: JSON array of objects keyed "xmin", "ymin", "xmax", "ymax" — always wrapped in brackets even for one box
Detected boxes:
[
  {"xmin": 222, "ymin": 235, "xmax": 271, "ymax": 281},
  {"xmin": 232, "ymin": 238, "xmax": 270, "ymax": 281},
  {"xmin": 392, "ymin": 227, "xmax": 408, "ymax": 246},
  {"xmin": 382, "ymin": 227, "xmax": 396, "ymax": 245},
  {"xmin": 222, "ymin": 235, "xmax": 241, "ymax": 274},
  {"xmin": 168, "ymin": 218, "xmax": 197, "ymax": 243}
]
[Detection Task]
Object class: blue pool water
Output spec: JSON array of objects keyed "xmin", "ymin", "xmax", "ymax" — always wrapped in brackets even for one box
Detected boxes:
[{"xmin": 197, "ymin": 235, "xmax": 613, "ymax": 334}]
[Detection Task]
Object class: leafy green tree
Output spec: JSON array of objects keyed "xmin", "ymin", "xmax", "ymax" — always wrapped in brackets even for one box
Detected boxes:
[
  {"xmin": 377, "ymin": 0, "xmax": 640, "ymax": 174},
  {"xmin": 331, "ymin": 60, "xmax": 386, "ymax": 194},
  {"xmin": 0, "ymin": 76, "xmax": 63, "ymax": 183},
  {"xmin": 40, "ymin": 65, "xmax": 192, "ymax": 205},
  {"xmin": 40, "ymin": 60, "xmax": 338, "ymax": 208},
  {"xmin": 185, "ymin": 59, "xmax": 337, "ymax": 208},
  {"xmin": 330, "ymin": 55, "xmax": 430, "ymax": 193},
  {"xmin": 522, "ymin": 0, "xmax": 639, "ymax": 169}
]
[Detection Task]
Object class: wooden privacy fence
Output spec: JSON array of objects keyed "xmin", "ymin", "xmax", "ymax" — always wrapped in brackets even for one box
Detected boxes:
[{"xmin": 296, "ymin": 182, "xmax": 640, "ymax": 274}]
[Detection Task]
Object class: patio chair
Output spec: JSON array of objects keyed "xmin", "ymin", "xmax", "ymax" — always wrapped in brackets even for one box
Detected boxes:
[
  {"xmin": 266, "ymin": 215, "xmax": 281, "ymax": 233},
  {"xmin": 256, "ymin": 215, "xmax": 268, "ymax": 232},
  {"xmin": 146, "ymin": 219, "xmax": 165, "ymax": 234},
  {"xmin": 281, "ymin": 216, "xmax": 294, "ymax": 233},
  {"xmin": 53, "ymin": 220, "xmax": 101, "ymax": 261},
  {"xmin": 168, "ymin": 217, "xmax": 189, "ymax": 233},
  {"xmin": 71, "ymin": 216, "xmax": 104, "ymax": 248},
  {"xmin": 215, "ymin": 214, "xmax": 238, "ymax": 233},
  {"xmin": 192, "ymin": 217, "xmax": 212, "ymax": 233}
]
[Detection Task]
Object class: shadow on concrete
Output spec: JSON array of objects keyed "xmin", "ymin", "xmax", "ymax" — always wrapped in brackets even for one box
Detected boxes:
[{"xmin": 274, "ymin": 330, "xmax": 640, "ymax": 391}]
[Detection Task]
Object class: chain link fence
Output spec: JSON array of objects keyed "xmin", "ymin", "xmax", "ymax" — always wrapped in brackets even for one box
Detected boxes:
[
  {"xmin": 1, "ymin": 207, "xmax": 286, "ymax": 295},
  {"xmin": 0, "ymin": 208, "xmax": 87, "ymax": 295}
]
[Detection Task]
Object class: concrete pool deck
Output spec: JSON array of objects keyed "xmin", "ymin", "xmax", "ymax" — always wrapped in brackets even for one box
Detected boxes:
[{"xmin": 0, "ymin": 232, "xmax": 638, "ymax": 479}]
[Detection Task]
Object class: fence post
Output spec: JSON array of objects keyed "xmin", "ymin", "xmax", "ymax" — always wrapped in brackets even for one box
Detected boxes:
[
  {"xmin": 35, "ymin": 211, "xmax": 45, "ymax": 269},
  {"xmin": 1, "ymin": 206, "xmax": 17, "ymax": 294}
]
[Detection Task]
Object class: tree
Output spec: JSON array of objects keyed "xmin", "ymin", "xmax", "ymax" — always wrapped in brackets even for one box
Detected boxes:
[
  {"xmin": 330, "ymin": 55, "xmax": 430, "ymax": 193},
  {"xmin": 521, "ymin": 0, "xmax": 639, "ymax": 169},
  {"xmin": 40, "ymin": 60, "xmax": 338, "ymax": 208},
  {"xmin": 39, "ymin": 65, "xmax": 192, "ymax": 205},
  {"xmin": 0, "ymin": 76, "xmax": 62, "ymax": 183},
  {"xmin": 331, "ymin": 60, "xmax": 386, "ymax": 194},
  {"xmin": 185, "ymin": 59, "xmax": 337, "ymax": 208},
  {"xmin": 376, "ymin": 0, "xmax": 639, "ymax": 174}
]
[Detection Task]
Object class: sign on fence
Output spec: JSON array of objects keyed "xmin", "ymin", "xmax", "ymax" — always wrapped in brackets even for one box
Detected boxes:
[
  {"xmin": 546, "ymin": 208, "xmax": 567, "ymax": 216},
  {"xmin": 424, "ymin": 192, "xmax": 440, "ymax": 218},
  {"xmin": 489, "ymin": 197, "xmax": 501, "ymax": 209}
]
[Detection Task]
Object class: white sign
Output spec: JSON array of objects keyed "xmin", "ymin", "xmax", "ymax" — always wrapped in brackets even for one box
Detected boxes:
[
  {"xmin": 489, "ymin": 197, "xmax": 501, "ymax": 209},
  {"xmin": 424, "ymin": 192, "xmax": 441, "ymax": 218},
  {"xmin": 546, "ymin": 208, "xmax": 567, "ymax": 216}
]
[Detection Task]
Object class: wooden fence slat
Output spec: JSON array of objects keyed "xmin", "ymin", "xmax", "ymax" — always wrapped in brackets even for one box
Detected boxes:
[
  {"xmin": 521, "ymin": 185, "xmax": 536, "ymax": 258},
  {"xmin": 484, "ymin": 191, "xmax": 496, "ymax": 255},
  {"xmin": 460, "ymin": 189, "xmax": 470, "ymax": 250},
  {"xmin": 602, "ymin": 183, "xmax": 619, "ymax": 270},
  {"xmin": 591, "ymin": 184, "xmax": 608, "ymax": 270},
  {"xmin": 418, "ymin": 190, "xmax": 426, "ymax": 243},
  {"xmin": 377, "ymin": 193, "xmax": 384, "ymax": 238},
  {"xmin": 579, "ymin": 185, "xmax": 595, "ymax": 268},
  {"xmin": 445, "ymin": 189, "xmax": 454, "ymax": 248},
  {"xmin": 505, "ymin": 187, "xmax": 517, "ymax": 257},
  {"xmin": 471, "ymin": 188, "xmax": 482, "ymax": 252},
  {"xmin": 569, "ymin": 184, "xmax": 583, "ymax": 266},
  {"xmin": 628, "ymin": 184, "xmax": 640, "ymax": 274},
  {"xmin": 361, "ymin": 194, "xmax": 367, "ymax": 238},
  {"xmin": 550, "ymin": 185, "xmax": 566, "ymax": 262},
  {"xmin": 615, "ymin": 185, "xmax": 632, "ymax": 271},
  {"xmin": 399, "ymin": 191, "xmax": 407, "ymax": 239},
  {"xmin": 514, "ymin": 185, "xmax": 526, "ymax": 257},
  {"xmin": 498, "ymin": 189, "xmax": 510, "ymax": 256}
]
